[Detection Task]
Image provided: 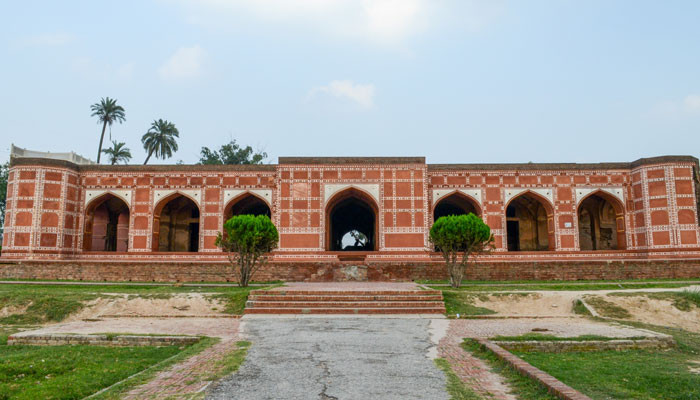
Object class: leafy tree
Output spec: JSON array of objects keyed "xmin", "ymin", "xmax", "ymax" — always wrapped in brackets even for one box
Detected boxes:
[
  {"xmin": 142, "ymin": 119, "xmax": 179, "ymax": 165},
  {"xmin": 216, "ymin": 214, "xmax": 279, "ymax": 287},
  {"xmin": 429, "ymin": 213, "xmax": 494, "ymax": 288},
  {"xmin": 90, "ymin": 97, "xmax": 126, "ymax": 164},
  {"xmin": 101, "ymin": 141, "xmax": 132, "ymax": 165},
  {"xmin": 0, "ymin": 162, "xmax": 8, "ymax": 246},
  {"xmin": 199, "ymin": 140, "xmax": 267, "ymax": 165}
]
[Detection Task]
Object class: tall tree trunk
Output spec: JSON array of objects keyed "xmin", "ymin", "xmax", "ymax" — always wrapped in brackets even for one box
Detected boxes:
[
  {"xmin": 144, "ymin": 149, "xmax": 154, "ymax": 165},
  {"xmin": 96, "ymin": 121, "xmax": 107, "ymax": 163}
]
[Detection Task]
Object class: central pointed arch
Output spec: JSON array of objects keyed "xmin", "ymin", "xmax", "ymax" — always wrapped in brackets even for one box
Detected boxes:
[
  {"xmin": 152, "ymin": 192, "xmax": 200, "ymax": 252},
  {"xmin": 325, "ymin": 187, "xmax": 379, "ymax": 251},
  {"xmin": 505, "ymin": 191, "xmax": 555, "ymax": 251}
]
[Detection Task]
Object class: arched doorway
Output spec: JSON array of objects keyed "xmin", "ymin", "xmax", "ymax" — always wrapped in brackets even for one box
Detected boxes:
[
  {"xmin": 326, "ymin": 188, "xmax": 378, "ymax": 251},
  {"xmin": 153, "ymin": 194, "xmax": 200, "ymax": 252},
  {"xmin": 506, "ymin": 192, "xmax": 555, "ymax": 251},
  {"xmin": 578, "ymin": 192, "xmax": 626, "ymax": 250},
  {"xmin": 433, "ymin": 192, "xmax": 481, "ymax": 222},
  {"xmin": 83, "ymin": 193, "xmax": 130, "ymax": 252},
  {"xmin": 224, "ymin": 193, "xmax": 271, "ymax": 223}
]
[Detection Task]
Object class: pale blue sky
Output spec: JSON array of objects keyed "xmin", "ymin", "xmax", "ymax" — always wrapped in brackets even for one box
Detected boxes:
[{"xmin": 1, "ymin": 1, "xmax": 699, "ymax": 165}]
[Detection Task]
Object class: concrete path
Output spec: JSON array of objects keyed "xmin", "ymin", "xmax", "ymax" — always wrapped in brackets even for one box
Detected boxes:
[{"xmin": 206, "ymin": 318, "xmax": 449, "ymax": 400}]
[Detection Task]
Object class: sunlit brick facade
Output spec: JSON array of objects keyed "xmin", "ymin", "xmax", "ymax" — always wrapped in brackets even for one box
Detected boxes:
[{"xmin": 2, "ymin": 155, "xmax": 700, "ymax": 282}]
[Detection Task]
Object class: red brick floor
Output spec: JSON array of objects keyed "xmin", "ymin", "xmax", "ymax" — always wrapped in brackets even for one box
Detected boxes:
[{"xmin": 438, "ymin": 320, "xmax": 516, "ymax": 400}]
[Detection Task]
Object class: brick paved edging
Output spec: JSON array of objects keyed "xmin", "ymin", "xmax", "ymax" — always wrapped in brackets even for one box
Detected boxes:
[
  {"xmin": 476, "ymin": 339, "xmax": 592, "ymax": 400},
  {"xmin": 495, "ymin": 337, "xmax": 675, "ymax": 352},
  {"xmin": 7, "ymin": 333, "xmax": 201, "ymax": 347}
]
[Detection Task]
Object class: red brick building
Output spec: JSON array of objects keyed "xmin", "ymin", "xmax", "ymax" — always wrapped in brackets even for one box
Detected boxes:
[{"xmin": 2, "ymin": 154, "xmax": 700, "ymax": 282}]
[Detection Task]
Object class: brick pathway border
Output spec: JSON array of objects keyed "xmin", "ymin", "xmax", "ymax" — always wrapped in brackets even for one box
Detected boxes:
[{"xmin": 476, "ymin": 339, "xmax": 591, "ymax": 400}]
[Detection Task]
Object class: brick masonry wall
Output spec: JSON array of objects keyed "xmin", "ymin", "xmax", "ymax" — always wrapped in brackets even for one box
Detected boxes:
[
  {"xmin": 2, "ymin": 259, "xmax": 700, "ymax": 282},
  {"xmin": 2, "ymin": 156, "xmax": 699, "ymax": 278}
]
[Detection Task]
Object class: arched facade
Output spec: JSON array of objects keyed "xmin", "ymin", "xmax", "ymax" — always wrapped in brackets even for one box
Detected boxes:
[
  {"xmin": 433, "ymin": 191, "xmax": 481, "ymax": 222},
  {"xmin": 83, "ymin": 193, "xmax": 130, "ymax": 252},
  {"xmin": 325, "ymin": 187, "xmax": 379, "ymax": 251},
  {"xmin": 152, "ymin": 193, "xmax": 200, "ymax": 252},
  {"xmin": 224, "ymin": 192, "xmax": 271, "ymax": 222},
  {"xmin": 505, "ymin": 191, "xmax": 555, "ymax": 251},
  {"xmin": 578, "ymin": 191, "xmax": 627, "ymax": 250}
]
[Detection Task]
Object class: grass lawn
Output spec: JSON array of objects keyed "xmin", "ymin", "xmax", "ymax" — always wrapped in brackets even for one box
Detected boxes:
[
  {"xmin": 461, "ymin": 339, "xmax": 558, "ymax": 400},
  {"xmin": 0, "ymin": 343, "xmax": 189, "ymax": 400},
  {"xmin": 0, "ymin": 283, "xmax": 266, "ymax": 324},
  {"xmin": 491, "ymin": 333, "xmax": 647, "ymax": 342},
  {"xmin": 608, "ymin": 289, "xmax": 700, "ymax": 312},
  {"xmin": 424, "ymin": 278, "xmax": 700, "ymax": 292},
  {"xmin": 506, "ymin": 322, "xmax": 700, "ymax": 399},
  {"xmin": 441, "ymin": 291, "xmax": 496, "ymax": 316}
]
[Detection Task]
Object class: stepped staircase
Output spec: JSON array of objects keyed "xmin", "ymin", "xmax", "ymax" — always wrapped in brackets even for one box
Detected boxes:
[{"xmin": 245, "ymin": 286, "xmax": 446, "ymax": 315}]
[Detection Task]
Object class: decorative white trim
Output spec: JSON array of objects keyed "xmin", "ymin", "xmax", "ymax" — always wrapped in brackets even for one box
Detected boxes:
[
  {"xmin": 224, "ymin": 189, "xmax": 273, "ymax": 206},
  {"xmin": 432, "ymin": 189, "xmax": 482, "ymax": 206},
  {"xmin": 504, "ymin": 187, "xmax": 554, "ymax": 205},
  {"xmin": 324, "ymin": 183, "xmax": 380, "ymax": 204},
  {"xmin": 153, "ymin": 189, "xmax": 201, "ymax": 207},
  {"xmin": 84, "ymin": 189, "xmax": 132, "ymax": 208},
  {"xmin": 575, "ymin": 187, "xmax": 625, "ymax": 205}
]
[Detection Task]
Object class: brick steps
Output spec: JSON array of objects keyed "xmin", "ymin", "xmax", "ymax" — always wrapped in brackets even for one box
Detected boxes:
[
  {"xmin": 245, "ymin": 288, "xmax": 446, "ymax": 315},
  {"xmin": 245, "ymin": 307, "xmax": 447, "ymax": 314},
  {"xmin": 248, "ymin": 295, "xmax": 443, "ymax": 302}
]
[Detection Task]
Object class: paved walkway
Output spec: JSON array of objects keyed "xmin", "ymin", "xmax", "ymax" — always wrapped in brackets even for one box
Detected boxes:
[{"xmin": 207, "ymin": 318, "xmax": 449, "ymax": 400}]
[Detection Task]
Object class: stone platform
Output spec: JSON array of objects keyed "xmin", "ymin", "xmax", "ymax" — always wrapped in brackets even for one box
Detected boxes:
[{"xmin": 245, "ymin": 282, "xmax": 446, "ymax": 315}]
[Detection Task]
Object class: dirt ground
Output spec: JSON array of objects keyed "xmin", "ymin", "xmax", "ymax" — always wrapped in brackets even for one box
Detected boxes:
[
  {"xmin": 591, "ymin": 294, "xmax": 700, "ymax": 333},
  {"xmin": 471, "ymin": 292, "xmax": 580, "ymax": 317},
  {"xmin": 65, "ymin": 293, "xmax": 228, "ymax": 321}
]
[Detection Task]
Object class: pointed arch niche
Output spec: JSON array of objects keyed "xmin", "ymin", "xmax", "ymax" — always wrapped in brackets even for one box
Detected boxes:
[
  {"xmin": 325, "ymin": 187, "xmax": 379, "ymax": 251},
  {"xmin": 83, "ymin": 193, "xmax": 130, "ymax": 252},
  {"xmin": 152, "ymin": 193, "xmax": 200, "ymax": 252},
  {"xmin": 505, "ymin": 191, "xmax": 555, "ymax": 251}
]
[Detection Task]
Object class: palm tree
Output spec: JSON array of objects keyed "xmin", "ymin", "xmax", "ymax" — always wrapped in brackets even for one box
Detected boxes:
[
  {"xmin": 101, "ymin": 141, "xmax": 132, "ymax": 165},
  {"xmin": 90, "ymin": 97, "xmax": 126, "ymax": 164},
  {"xmin": 142, "ymin": 119, "xmax": 179, "ymax": 165}
]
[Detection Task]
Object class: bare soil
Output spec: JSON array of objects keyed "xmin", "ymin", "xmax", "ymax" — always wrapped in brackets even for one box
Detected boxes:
[
  {"xmin": 0, "ymin": 304, "xmax": 29, "ymax": 318},
  {"xmin": 471, "ymin": 292, "xmax": 580, "ymax": 317},
  {"xmin": 65, "ymin": 293, "xmax": 227, "ymax": 321},
  {"xmin": 596, "ymin": 294, "xmax": 700, "ymax": 333}
]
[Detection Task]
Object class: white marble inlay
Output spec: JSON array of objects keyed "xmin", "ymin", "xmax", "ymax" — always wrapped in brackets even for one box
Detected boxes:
[
  {"xmin": 324, "ymin": 183, "xmax": 380, "ymax": 204},
  {"xmin": 432, "ymin": 189, "xmax": 482, "ymax": 206},
  {"xmin": 224, "ymin": 189, "xmax": 273, "ymax": 206},
  {"xmin": 575, "ymin": 186, "xmax": 624, "ymax": 205},
  {"xmin": 84, "ymin": 189, "xmax": 132, "ymax": 208},
  {"xmin": 153, "ymin": 189, "xmax": 202, "ymax": 207},
  {"xmin": 504, "ymin": 187, "xmax": 554, "ymax": 205}
]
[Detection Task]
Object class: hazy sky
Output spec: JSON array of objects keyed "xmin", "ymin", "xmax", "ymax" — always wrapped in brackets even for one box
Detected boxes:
[{"xmin": 1, "ymin": 1, "xmax": 699, "ymax": 165}]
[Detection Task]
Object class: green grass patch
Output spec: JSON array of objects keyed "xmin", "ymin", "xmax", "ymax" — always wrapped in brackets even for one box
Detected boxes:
[
  {"xmin": 572, "ymin": 299, "xmax": 592, "ymax": 316},
  {"xmin": 461, "ymin": 339, "xmax": 558, "ymax": 400},
  {"xmin": 508, "ymin": 322, "xmax": 700, "ymax": 400},
  {"xmin": 91, "ymin": 337, "xmax": 218, "ymax": 400},
  {"xmin": 491, "ymin": 333, "xmax": 647, "ymax": 342},
  {"xmin": 0, "ymin": 343, "xmax": 190, "ymax": 399},
  {"xmin": 442, "ymin": 291, "xmax": 496, "ymax": 316},
  {"xmin": 423, "ymin": 278, "xmax": 700, "ymax": 292},
  {"xmin": 202, "ymin": 340, "xmax": 250, "ymax": 382},
  {"xmin": 0, "ymin": 291, "xmax": 100, "ymax": 325},
  {"xmin": 582, "ymin": 296, "xmax": 631, "ymax": 319},
  {"xmin": 434, "ymin": 358, "xmax": 484, "ymax": 400}
]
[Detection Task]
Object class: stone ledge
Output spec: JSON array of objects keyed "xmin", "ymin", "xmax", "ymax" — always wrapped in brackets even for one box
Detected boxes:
[
  {"xmin": 7, "ymin": 333, "xmax": 201, "ymax": 347},
  {"xmin": 476, "ymin": 339, "xmax": 592, "ymax": 400},
  {"xmin": 494, "ymin": 337, "xmax": 675, "ymax": 353}
]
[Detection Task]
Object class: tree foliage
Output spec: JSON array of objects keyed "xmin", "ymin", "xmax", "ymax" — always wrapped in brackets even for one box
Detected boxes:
[
  {"xmin": 90, "ymin": 97, "xmax": 126, "ymax": 164},
  {"xmin": 199, "ymin": 140, "xmax": 267, "ymax": 165},
  {"xmin": 101, "ymin": 141, "xmax": 132, "ymax": 165},
  {"xmin": 429, "ymin": 213, "xmax": 494, "ymax": 288},
  {"xmin": 142, "ymin": 119, "xmax": 179, "ymax": 165},
  {"xmin": 216, "ymin": 214, "xmax": 279, "ymax": 287}
]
